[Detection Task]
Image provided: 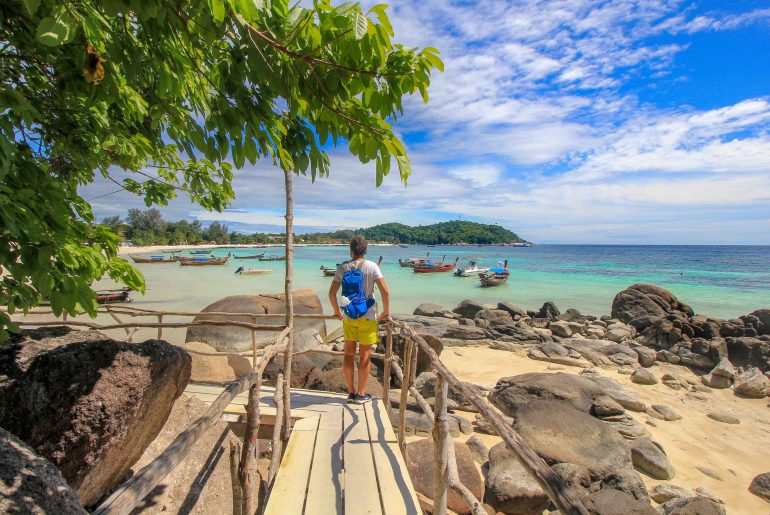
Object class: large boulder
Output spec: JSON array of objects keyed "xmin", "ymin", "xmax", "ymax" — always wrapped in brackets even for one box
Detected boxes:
[
  {"xmin": 582, "ymin": 489, "xmax": 657, "ymax": 515},
  {"xmin": 185, "ymin": 290, "xmax": 326, "ymax": 352},
  {"xmin": 180, "ymin": 341, "xmax": 253, "ymax": 383},
  {"xmin": 489, "ymin": 373, "xmax": 605, "ymax": 415},
  {"xmin": 536, "ymin": 301, "xmax": 561, "ymax": 319},
  {"xmin": 611, "ymin": 284, "xmax": 693, "ymax": 328},
  {"xmin": 660, "ymin": 496, "xmax": 726, "ymax": 515},
  {"xmin": 128, "ymin": 395, "xmax": 241, "ymax": 514},
  {"xmin": 734, "ymin": 367, "xmax": 770, "ymax": 398},
  {"xmin": 630, "ymin": 437, "xmax": 675, "ymax": 480},
  {"xmin": 405, "ymin": 439, "xmax": 482, "ymax": 514},
  {"xmin": 726, "ymin": 337, "xmax": 770, "ymax": 373},
  {"xmin": 0, "ymin": 427, "xmax": 86, "ymax": 515},
  {"xmin": 453, "ymin": 299, "xmax": 492, "ymax": 319},
  {"xmin": 749, "ymin": 472, "xmax": 770, "ymax": 503},
  {"xmin": 749, "ymin": 309, "xmax": 770, "ymax": 335},
  {"xmin": 0, "ymin": 328, "xmax": 191, "ymax": 506},
  {"xmin": 485, "ymin": 442, "xmax": 550, "ymax": 514},
  {"xmin": 512, "ymin": 400, "xmax": 632, "ymax": 478}
]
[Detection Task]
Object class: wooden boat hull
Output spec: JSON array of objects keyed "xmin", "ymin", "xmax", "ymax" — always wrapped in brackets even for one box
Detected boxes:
[
  {"xmin": 234, "ymin": 254, "xmax": 265, "ymax": 259},
  {"xmin": 238, "ymin": 269, "xmax": 271, "ymax": 275},
  {"xmin": 320, "ymin": 266, "xmax": 337, "ymax": 277},
  {"xmin": 180, "ymin": 260, "xmax": 228, "ymax": 266},
  {"xmin": 131, "ymin": 256, "xmax": 176, "ymax": 264},
  {"xmin": 190, "ymin": 250, "xmax": 213, "ymax": 255},
  {"xmin": 96, "ymin": 290, "xmax": 130, "ymax": 303},
  {"xmin": 259, "ymin": 256, "xmax": 287, "ymax": 261},
  {"xmin": 413, "ymin": 264, "xmax": 455, "ymax": 273}
]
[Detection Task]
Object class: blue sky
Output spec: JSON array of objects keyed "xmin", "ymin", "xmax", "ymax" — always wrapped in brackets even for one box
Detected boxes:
[{"xmin": 82, "ymin": 1, "xmax": 770, "ymax": 244}]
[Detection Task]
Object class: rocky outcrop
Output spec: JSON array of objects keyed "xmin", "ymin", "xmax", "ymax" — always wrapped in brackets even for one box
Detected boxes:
[
  {"xmin": 0, "ymin": 427, "xmax": 86, "ymax": 515},
  {"xmin": 413, "ymin": 302, "xmax": 458, "ymax": 318},
  {"xmin": 660, "ymin": 496, "xmax": 726, "ymax": 515},
  {"xmin": 582, "ymin": 489, "xmax": 657, "ymax": 515},
  {"xmin": 0, "ymin": 328, "xmax": 191, "ymax": 506},
  {"xmin": 512, "ymin": 400, "xmax": 632, "ymax": 478},
  {"xmin": 185, "ymin": 290, "xmax": 326, "ymax": 352},
  {"xmin": 453, "ymin": 299, "xmax": 492, "ymax": 319},
  {"xmin": 631, "ymin": 368, "xmax": 658, "ymax": 385},
  {"xmin": 630, "ymin": 438, "xmax": 675, "ymax": 480},
  {"xmin": 734, "ymin": 367, "xmax": 770, "ymax": 398},
  {"xmin": 611, "ymin": 284, "xmax": 693, "ymax": 328},
  {"xmin": 405, "ymin": 439, "xmax": 482, "ymax": 514},
  {"xmin": 536, "ymin": 301, "xmax": 561, "ymax": 319},
  {"xmin": 180, "ymin": 341, "xmax": 253, "ymax": 383},
  {"xmin": 392, "ymin": 410, "xmax": 472, "ymax": 437},
  {"xmin": 490, "ymin": 372, "xmax": 605, "ymax": 415},
  {"xmin": 749, "ymin": 472, "xmax": 770, "ymax": 504},
  {"xmin": 484, "ymin": 442, "xmax": 549, "ymax": 514},
  {"xmin": 128, "ymin": 395, "xmax": 241, "ymax": 514}
]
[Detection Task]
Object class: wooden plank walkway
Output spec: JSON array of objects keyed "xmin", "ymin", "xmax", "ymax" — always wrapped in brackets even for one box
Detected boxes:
[{"xmin": 184, "ymin": 383, "xmax": 421, "ymax": 514}]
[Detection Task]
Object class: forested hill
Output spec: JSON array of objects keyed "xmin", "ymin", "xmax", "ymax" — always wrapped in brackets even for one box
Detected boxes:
[{"xmin": 303, "ymin": 221, "xmax": 528, "ymax": 245}]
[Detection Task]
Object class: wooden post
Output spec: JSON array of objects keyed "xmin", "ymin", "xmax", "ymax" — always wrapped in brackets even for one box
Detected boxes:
[
  {"xmin": 251, "ymin": 315, "xmax": 257, "ymax": 369},
  {"xmin": 448, "ymin": 442, "xmax": 485, "ymax": 515},
  {"xmin": 240, "ymin": 375, "xmax": 262, "ymax": 515},
  {"xmin": 397, "ymin": 338, "xmax": 414, "ymax": 459},
  {"xmin": 410, "ymin": 338, "xmax": 419, "ymax": 384},
  {"xmin": 383, "ymin": 321, "xmax": 394, "ymax": 423},
  {"xmin": 267, "ymin": 373, "xmax": 285, "ymax": 486},
  {"xmin": 157, "ymin": 314, "xmax": 163, "ymax": 340},
  {"xmin": 281, "ymin": 166, "xmax": 295, "ymax": 445},
  {"xmin": 230, "ymin": 441, "xmax": 243, "ymax": 515},
  {"xmin": 433, "ymin": 375, "xmax": 450, "ymax": 515}
]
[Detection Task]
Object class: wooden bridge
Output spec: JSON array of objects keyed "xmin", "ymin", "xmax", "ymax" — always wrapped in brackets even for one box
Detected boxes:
[{"xmin": 9, "ymin": 305, "xmax": 588, "ymax": 515}]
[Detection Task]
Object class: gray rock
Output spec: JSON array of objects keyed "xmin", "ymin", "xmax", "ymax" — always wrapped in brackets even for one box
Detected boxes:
[
  {"xmin": 465, "ymin": 435, "xmax": 489, "ymax": 465},
  {"xmin": 631, "ymin": 368, "xmax": 658, "ymax": 385},
  {"xmin": 549, "ymin": 320, "xmax": 575, "ymax": 338},
  {"xmin": 453, "ymin": 299, "xmax": 492, "ymax": 319},
  {"xmin": 0, "ymin": 427, "xmax": 87, "ymax": 515},
  {"xmin": 413, "ymin": 302, "xmax": 454, "ymax": 318},
  {"xmin": 476, "ymin": 308, "xmax": 514, "ymax": 325},
  {"xmin": 536, "ymin": 301, "xmax": 561, "ymax": 319},
  {"xmin": 498, "ymin": 302, "xmax": 526, "ymax": 317},
  {"xmin": 635, "ymin": 347, "xmax": 657, "ymax": 367},
  {"xmin": 694, "ymin": 487, "xmax": 724, "ymax": 504},
  {"xmin": 391, "ymin": 411, "xmax": 472, "ymax": 437},
  {"xmin": 512, "ymin": 400, "xmax": 633, "ymax": 477},
  {"xmin": 631, "ymin": 438, "xmax": 675, "ymax": 479},
  {"xmin": 601, "ymin": 468, "xmax": 650, "ymax": 501},
  {"xmin": 551, "ymin": 462, "xmax": 591, "ymax": 492},
  {"xmin": 661, "ymin": 373, "xmax": 687, "ymax": 390},
  {"xmin": 660, "ymin": 496, "xmax": 726, "ymax": 515},
  {"xmin": 592, "ymin": 395, "xmax": 625, "ymax": 417},
  {"xmin": 587, "ymin": 375, "xmax": 647, "ymax": 412},
  {"xmin": 472, "ymin": 412, "xmax": 513, "ymax": 436},
  {"xmin": 707, "ymin": 410, "xmax": 740, "ymax": 425},
  {"xmin": 617, "ymin": 366, "xmax": 634, "ymax": 375},
  {"xmin": 527, "ymin": 347, "xmax": 590, "ymax": 368},
  {"xmin": 558, "ymin": 308, "xmax": 586, "ymax": 323},
  {"xmin": 606, "ymin": 414, "xmax": 649, "ymax": 440},
  {"xmin": 599, "ymin": 344, "xmax": 640, "ymax": 366},
  {"xmin": 582, "ymin": 489, "xmax": 657, "ymax": 515},
  {"xmin": 611, "ymin": 284, "xmax": 693, "ymax": 326},
  {"xmin": 606, "ymin": 327, "xmax": 634, "ymax": 343},
  {"xmin": 749, "ymin": 472, "xmax": 770, "ymax": 503},
  {"xmin": 696, "ymin": 466, "xmax": 723, "ymax": 481},
  {"xmin": 734, "ymin": 367, "xmax": 770, "ymax": 398},
  {"xmin": 648, "ymin": 405, "xmax": 682, "ymax": 421},
  {"xmin": 650, "ymin": 484, "xmax": 691, "ymax": 504},
  {"xmin": 485, "ymin": 443, "xmax": 550, "ymax": 514},
  {"xmin": 490, "ymin": 372, "xmax": 605, "ymax": 415}
]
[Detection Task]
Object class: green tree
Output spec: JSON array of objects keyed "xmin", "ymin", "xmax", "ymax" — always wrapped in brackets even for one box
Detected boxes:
[
  {"xmin": 203, "ymin": 221, "xmax": 229, "ymax": 243},
  {"xmin": 0, "ymin": 0, "xmax": 441, "ymax": 336}
]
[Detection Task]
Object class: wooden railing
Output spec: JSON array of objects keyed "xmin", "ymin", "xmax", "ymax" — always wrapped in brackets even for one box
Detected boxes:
[{"xmin": 387, "ymin": 318, "xmax": 588, "ymax": 515}]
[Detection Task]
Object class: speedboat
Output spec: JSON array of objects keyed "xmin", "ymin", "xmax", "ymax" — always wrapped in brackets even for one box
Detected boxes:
[{"xmin": 453, "ymin": 259, "xmax": 489, "ymax": 277}]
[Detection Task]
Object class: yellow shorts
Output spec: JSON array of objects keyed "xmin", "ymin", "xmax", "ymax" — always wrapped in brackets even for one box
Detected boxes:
[{"xmin": 343, "ymin": 318, "xmax": 379, "ymax": 346}]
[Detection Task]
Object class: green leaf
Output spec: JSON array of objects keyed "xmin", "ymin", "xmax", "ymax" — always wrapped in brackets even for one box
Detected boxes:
[
  {"xmin": 235, "ymin": 0, "xmax": 260, "ymax": 21},
  {"xmin": 22, "ymin": 0, "xmax": 40, "ymax": 15},
  {"xmin": 209, "ymin": 0, "xmax": 226, "ymax": 24},
  {"xmin": 36, "ymin": 12, "xmax": 77, "ymax": 47},
  {"xmin": 352, "ymin": 10, "xmax": 368, "ymax": 40}
]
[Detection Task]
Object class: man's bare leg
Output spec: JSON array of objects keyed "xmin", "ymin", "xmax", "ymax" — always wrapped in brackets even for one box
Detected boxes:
[
  {"xmin": 343, "ymin": 341, "xmax": 357, "ymax": 394},
  {"xmin": 357, "ymin": 344, "xmax": 372, "ymax": 396}
]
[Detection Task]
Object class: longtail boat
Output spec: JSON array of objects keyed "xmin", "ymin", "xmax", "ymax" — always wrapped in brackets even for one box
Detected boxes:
[
  {"xmin": 190, "ymin": 249, "xmax": 213, "ymax": 255},
  {"xmin": 399, "ymin": 252, "xmax": 431, "ymax": 268},
  {"xmin": 479, "ymin": 260, "xmax": 509, "ymax": 287},
  {"xmin": 413, "ymin": 257, "xmax": 458, "ymax": 273},
  {"xmin": 320, "ymin": 256, "xmax": 382, "ymax": 277},
  {"xmin": 233, "ymin": 253, "xmax": 265, "ymax": 259},
  {"xmin": 179, "ymin": 254, "xmax": 230, "ymax": 266},
  {"xmin": 162, "ymin": 249, "xmax": 181, "ymax": 253},
  {"xmin": 131, "ymin": 255, "xmax": 177, "ymax": 264},
  {"xmin": 95, "ymin": 288, "xmax": 131, "ymax": 304},
  {"xmin": 259, "ymin": 255, "xmax": 287, "ymax": 261},
  {"xmin": 235, "ymin": 266, "xmax": 272, "ymax": 275}
]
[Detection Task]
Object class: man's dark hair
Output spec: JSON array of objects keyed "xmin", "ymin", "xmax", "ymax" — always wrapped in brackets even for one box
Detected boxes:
[{"xmin": 350, "ymin": 236, "xmax": 368, "ymax": 257}]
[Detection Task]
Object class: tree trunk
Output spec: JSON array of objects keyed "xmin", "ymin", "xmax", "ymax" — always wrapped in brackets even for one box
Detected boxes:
[{"xmin": 281, "ymin": 167, "xmax": 295, "ymax": 445}]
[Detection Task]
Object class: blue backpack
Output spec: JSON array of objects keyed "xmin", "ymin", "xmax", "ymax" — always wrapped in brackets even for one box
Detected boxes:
[{"xmin": 340, "ymin": 260, "xmax": 375, "ymax": 319}]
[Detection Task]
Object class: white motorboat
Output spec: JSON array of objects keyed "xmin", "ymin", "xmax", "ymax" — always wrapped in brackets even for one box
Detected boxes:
[{"xmin": 453, "ymin": 260, "xmax": 489, "ymax": 277}]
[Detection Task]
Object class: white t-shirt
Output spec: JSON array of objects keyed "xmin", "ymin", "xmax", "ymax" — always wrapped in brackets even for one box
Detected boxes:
[{"xmin": 334, "ymin": 258, "xmax": 384, "ymax": 320}]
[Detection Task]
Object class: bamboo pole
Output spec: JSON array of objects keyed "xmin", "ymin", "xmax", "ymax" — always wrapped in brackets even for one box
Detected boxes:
[
  {"xmin": 267, "ymin": 372, "xmax": 284, "ymax": 486},
  {"xmin": 433, "ymin": 375, "xmax": 450, "ymax": 515},
  {"xmin": 93, "ymin": 338, "xmax": 287, "ymax": 515},
  {"xmin": 3, "ymin": 306, "xmax": 337, "ymax": 319},
  {"xmin": 230, "ymin": 441, "xmax": 243, "ymax": 515},
  {"xmin": 397, "ymin": 338, "xmax": 414, "ymax": 459},
  {"xmin": 240, "ymin": 376, "xmax": 262, "ymax": 514},
  {"xmin": 281, "ymin": 166, "xmax": 295, "ymax": 447},
  {"xmin": 394, "ymin": 323, "xmax": 588, "ymax": 515},
  {"xmin": 390, "ymin": 360, "xmax": 434, "ymax": 419},
  {"xmin": 448, "ymin": 441, "xmax": 485, "ymax": 515},
  {"xmin": 382, "ymin": 322, "xmax": 394, "ymax": 424},
  {"xmin": 251, "ymin": 315, "xmax": 257, "ymax": 368},
  {"xmin": 157, "ymin": 314, "xmax": 163, "ymax": 340},
  {"xmin": 8, "ymin": 319, "xmax": 288, "ymax": 332}
]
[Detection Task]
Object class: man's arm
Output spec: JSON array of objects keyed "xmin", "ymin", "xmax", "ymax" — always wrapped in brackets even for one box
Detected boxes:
[
  {"xmin": 375, "ymin": 277, "xmax": 390, "ymax": 321},
  {"xmin": 328, "ymin": 280, "xmax": 343, "ymax": 320}
]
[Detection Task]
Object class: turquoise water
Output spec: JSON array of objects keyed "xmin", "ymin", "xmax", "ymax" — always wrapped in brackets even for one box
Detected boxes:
[{"xmin": 116, "ymin": 245, "xmax": 770, "ymax": 321}]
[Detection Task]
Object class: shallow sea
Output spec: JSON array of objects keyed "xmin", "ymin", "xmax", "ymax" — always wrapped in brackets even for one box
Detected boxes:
[{"xmin": 114, "ymin": 244, "xmax": 770, "ymax": 322}]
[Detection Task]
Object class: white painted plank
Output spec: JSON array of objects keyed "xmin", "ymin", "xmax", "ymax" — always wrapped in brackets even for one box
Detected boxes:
[
  {"xmin": 366, "ymin": 400, "xmax": 421, "ymax": 515},
  {"xmin": 344, "ymin": 404, "xmax": 383, "ymax": 515},
  {"xmin": 264, "ymin": 415, "xmax": 320, "ymax": 515},
  {"xmin": 305, "ymin": 410, "xmax": 344, "ymax": 514}
]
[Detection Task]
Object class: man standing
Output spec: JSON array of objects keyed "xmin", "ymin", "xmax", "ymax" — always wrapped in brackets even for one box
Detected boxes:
[{"xmin": 328, "ymin": 236, "xmax": 390, "ymax": 404}]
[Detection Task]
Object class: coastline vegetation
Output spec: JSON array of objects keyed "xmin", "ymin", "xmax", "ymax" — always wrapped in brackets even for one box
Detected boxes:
[{"xmin": 102, "ymin": 210, "xmax": 526, "ymax": 246}]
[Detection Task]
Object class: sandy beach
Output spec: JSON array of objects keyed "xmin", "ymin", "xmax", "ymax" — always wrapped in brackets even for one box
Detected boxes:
[{"xmin": 440, "ymin": 346, "xmax": 770, "ymax": 514}]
